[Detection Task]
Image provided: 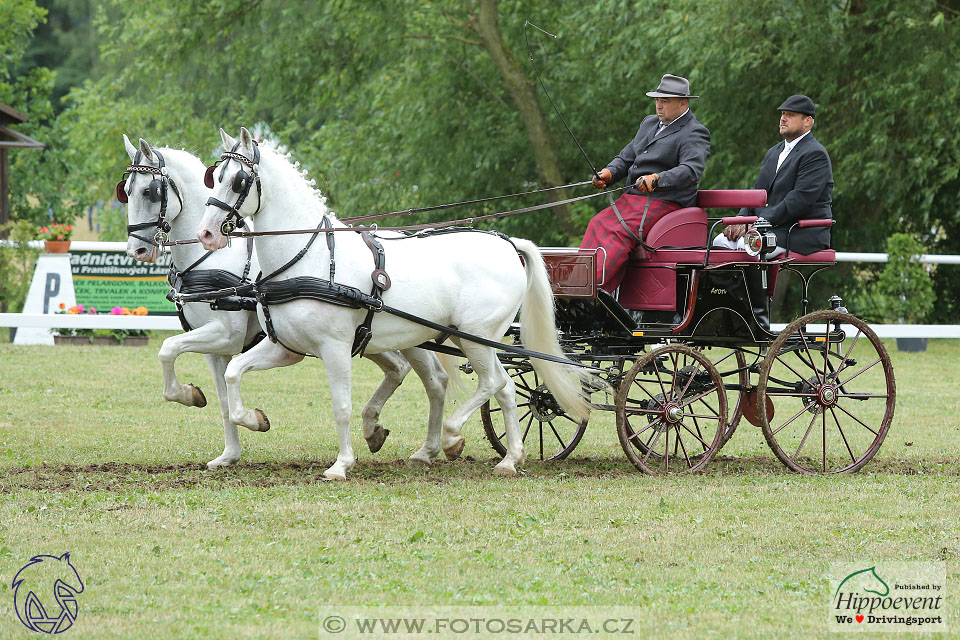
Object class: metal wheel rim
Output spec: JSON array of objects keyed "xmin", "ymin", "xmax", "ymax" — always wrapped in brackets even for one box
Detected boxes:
[
  {"xmin": 481, "ymin": 364, "xmax": 588, "ymax": 461},
  {"xmin": 757, "ymin": 310, "xmax": 895, "ymax": 474},
  {"xmin": 616, "ymin": 345, "xmax": 727, "ymax": 474}
]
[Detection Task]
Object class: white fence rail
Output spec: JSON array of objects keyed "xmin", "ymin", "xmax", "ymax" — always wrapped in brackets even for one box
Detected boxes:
[{"xmin": 2, "ymin": 243, "xmax": 960, "ymax": 338}]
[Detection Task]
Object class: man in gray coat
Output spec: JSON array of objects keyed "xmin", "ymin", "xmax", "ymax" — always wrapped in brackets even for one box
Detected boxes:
[
  {"xmin": 714, "ymin": 94, "xmax": 833, "ymax": 256},
  {"xmin": 582, "ymin": 74, "xmax": 711, "ymax": 292}
]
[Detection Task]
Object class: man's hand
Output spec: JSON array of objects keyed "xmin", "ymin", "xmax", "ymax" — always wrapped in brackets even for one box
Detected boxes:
[
  {"xmin": 636, "ymin": 173, "xmax": 660, "ymax": 193},
  {"xmin": 592, "ymin": 168, "xmax": 612, "ymax": 189},
  {"xmin": 723, "ymin": 224, "xmax": 749, "ymax": 241}
]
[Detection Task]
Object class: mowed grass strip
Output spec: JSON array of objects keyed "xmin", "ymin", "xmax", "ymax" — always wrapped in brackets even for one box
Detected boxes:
[{"xmin": 1, "ymin": 336, "xmax": 958, "ymax": 639}]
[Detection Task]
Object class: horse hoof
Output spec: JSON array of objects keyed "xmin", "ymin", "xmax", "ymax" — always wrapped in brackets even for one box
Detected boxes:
[
  {"xmin": 253, "ymin": 409, "xmax": 270, "ymax": 432},
  {"xmin": 493, "ymin": 463, "xmax": 517, "ymax": 477},
  {"xmin": 323, "ymin": 469, "xmax": 347, "ymax": 481},
  {"xmin": 407, "ymin": 455, "xmax": 431, "ymax": 468},
  {"xmin": 206, "ymin": 456, "xmax": 239, "ymax": 470},
  {"xmin": 366, "ymin": 426, "xmax": 390, "ymax": 453},
  {"xmin": 443, "ymin": 437, "xmax": 465, "ymax": 461},
  {"xmin": 188, "ymin": 384, "xmax": 207, "ymax": 408}
]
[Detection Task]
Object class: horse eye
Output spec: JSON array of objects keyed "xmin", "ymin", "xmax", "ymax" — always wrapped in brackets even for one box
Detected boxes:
[{"xmin": 142, "ymin": 188, "xmax": 152, "ymax": 196}]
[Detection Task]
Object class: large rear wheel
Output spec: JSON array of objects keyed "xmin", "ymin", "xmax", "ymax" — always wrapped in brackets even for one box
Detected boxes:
[{"xmin": 757, "ymin": 310, "xmax": 895, "ymax": 473}]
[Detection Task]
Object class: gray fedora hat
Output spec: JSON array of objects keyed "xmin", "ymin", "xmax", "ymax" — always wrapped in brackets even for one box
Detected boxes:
[{"xmin": 645, "ymin": 74, "xmax": 699, "ymax": 99}]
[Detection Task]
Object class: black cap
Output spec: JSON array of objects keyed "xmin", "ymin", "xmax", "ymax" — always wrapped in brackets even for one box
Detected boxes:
[{"xmin": 777, "ymin": 94, "xmax": 815, "ymax": 117}]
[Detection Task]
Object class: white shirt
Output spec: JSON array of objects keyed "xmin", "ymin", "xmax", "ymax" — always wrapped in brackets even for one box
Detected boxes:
[
  {"xmin": 776, "ymin": 130, "xmax": 811, "ymax": 172},
  {"xmin": 656, "ymin": 108, "xmax": 690, "ymax": 136}
]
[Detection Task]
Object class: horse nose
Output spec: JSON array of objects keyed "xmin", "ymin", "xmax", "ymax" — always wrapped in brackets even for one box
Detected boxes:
[
  {"xmin": 134, "ymin": 246, "xmax": 150, "ymax": 259},
  {"xmin": 198, "ymin": 228, "xmax": 216, "ymax": 249}
]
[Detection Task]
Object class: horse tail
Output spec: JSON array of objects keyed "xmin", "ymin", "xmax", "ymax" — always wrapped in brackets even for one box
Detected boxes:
[
  {"xmin": 436, "ymin": 350, "xmax": 467, "ymax": 398},
  {"xmin": 511, "ymin": 238, "xmax": 593, "ymax": 421}
]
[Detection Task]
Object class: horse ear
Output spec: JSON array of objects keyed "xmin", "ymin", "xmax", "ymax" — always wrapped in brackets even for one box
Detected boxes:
[
  {"xmin": 123, "ymin": 134, "xmax": 138, "ymax": 162},
  {"xmin": 139, "ymin": 138, "xmax": 154, "ymax": 162},
  {"xmin": 240, "ymin": 126, "xmax": 253, "ymax": 151},
  {"xmin": 220, "ymin": 128, "xmax": 236, "ymax": 152}
]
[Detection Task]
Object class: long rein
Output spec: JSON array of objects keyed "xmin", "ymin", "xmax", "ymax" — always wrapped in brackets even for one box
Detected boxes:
[{"xmin": 162, "ymin": 180, "xmax": 630, "ymax": 247}]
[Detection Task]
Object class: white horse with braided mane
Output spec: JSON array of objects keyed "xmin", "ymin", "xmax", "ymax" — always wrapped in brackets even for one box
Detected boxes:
[
  {"xmin": 196, "ymin": 127, "xmax": 594, "ymax": 479},
  {"xmin": 121, "ymin": 135, "xmax": 447, "ymax": 469}
]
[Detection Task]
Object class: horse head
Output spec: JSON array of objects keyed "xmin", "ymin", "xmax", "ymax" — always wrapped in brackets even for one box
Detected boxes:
[
  {"xmin": 197, "ymin": 127, "xmax": 263, "ymax": 251},
  {"xmin": 120, "ymin": 134, "xmax": 205, "ymax": 263},
  {"xmin": 12, "ymin": 552, "xmax": 85, "ymax": 633}
]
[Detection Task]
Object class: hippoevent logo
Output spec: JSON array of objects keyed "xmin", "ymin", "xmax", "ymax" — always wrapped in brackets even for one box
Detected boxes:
[
  {"xmin": 830, "ymin": 562, "xmax": 946, "ymax": 632},
  {"xmin": 11, "ymin": 552, "xmax": 85, "ymax": 634}
]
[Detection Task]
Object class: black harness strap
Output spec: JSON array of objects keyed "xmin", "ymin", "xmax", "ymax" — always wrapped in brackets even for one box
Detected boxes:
[{"xmin": 352, "ymin": 232, "xmax": 389, "ymax": 357}]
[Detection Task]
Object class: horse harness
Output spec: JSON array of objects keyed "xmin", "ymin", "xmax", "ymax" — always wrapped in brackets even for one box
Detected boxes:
[
  {"xmin": 204, "ymin": 141, "xmax": 262, "ymax": 236},
  {"xmin": 118, "ymin": 148, "xmax": 183, "ymax": 246},
  {"xmin": 251, "ymin": 216, "xmax": 391, "ymax": 358},
  {"xmin": 175, "ymin": 225, "xmax": 593, "ymax": 367}
]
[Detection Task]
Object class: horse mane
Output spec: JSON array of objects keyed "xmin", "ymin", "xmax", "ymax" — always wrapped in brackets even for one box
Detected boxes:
[{"xmin": 258, "ymin": 143, "xmax": 338, "ymax": 222}]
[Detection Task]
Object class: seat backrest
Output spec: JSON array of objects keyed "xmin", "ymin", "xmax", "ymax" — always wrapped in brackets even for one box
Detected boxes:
[
  {"xmin": 696, "ymin": 189, "xmax": 767, "ymax": 209},
  {"xmin": 645, "ymin": 207, "xmax": 707, "ymax": 248}
]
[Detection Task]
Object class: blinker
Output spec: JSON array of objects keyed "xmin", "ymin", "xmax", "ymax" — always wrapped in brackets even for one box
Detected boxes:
[{"xmin": 116, "ymin": 179, "xmax": 128, "ymax": 204}]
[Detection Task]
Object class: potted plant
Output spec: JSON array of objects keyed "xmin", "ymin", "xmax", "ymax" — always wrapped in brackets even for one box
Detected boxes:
[
  {"xmin": 38, "ymin": 222, "xmax": 74, "ymax": 253},
  {"xmin": 871, "ymin": 233, "xmax": 935, "ymax": 352},
  {"xmin": 51, "ymin": 304, "xmax": 151, "ymax": 346}
]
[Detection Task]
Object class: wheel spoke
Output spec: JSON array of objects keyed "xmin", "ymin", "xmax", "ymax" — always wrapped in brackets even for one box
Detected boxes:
[
  {"xmin": 836, "ymin": 357, "xmax": 882, "ymax": 387},
  {"xmin": 547, "ymin": 423, "xmax": 568, "ymax": 451},
  {"xmin": 830, "ymin": 406, "xmax": 857, "ymax": 464},
  {"xmin": 797, "ymin": 328, "xmax": 825, "ymax": 386},
  {"xmin": 791, "ymin": 410, "xmax": 820, "ymax": 462},
  {"xmin": 772, "ymin": 402, "xmax": 817, "ymax": 437},
  {"xmin": 833, "ymin": 401, "xmax": 880, "ymax": 437},
  {"xmin": 679, "ymin": 422, "xmax": 712, "ymax": 449},
  {"xmin": 676, "ymin": 428, "xmax": 693, "ymax": 468}
]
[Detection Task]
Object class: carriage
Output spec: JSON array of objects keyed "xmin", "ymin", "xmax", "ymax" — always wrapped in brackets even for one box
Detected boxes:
[{"xmin": 481, "ymin": 189, "xmax": 896, "ymax": 475}]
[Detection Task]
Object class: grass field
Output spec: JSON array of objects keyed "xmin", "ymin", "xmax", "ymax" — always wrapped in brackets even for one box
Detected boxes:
[{"xmin": 1, "ymin": 334, "xmax": 958, "ymax": 638}]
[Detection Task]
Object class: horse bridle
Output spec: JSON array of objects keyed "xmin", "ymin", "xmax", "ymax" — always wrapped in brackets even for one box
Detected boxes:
[
  {"xmin": 116, "ymin": 148, "xmax": 182, "ymax": 246},
  {"xmin": 204, "ymin": 141, "xmax": 261, "ymax": 236}
]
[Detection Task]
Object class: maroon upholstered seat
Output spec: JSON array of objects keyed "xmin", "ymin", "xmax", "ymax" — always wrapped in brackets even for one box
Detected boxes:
[{"xmin": 785, "ymin": 249, "xmax": 836, "ymax": 263}]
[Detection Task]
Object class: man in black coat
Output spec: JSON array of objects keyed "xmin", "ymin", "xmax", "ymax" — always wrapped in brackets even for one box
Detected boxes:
[
  {"xmin": 714, "ymin": 94, "xmax": 833, "ymax": 256},
  {"xmin": 582, "ymin": 74, "xmax": 711, "ymax": 292}
]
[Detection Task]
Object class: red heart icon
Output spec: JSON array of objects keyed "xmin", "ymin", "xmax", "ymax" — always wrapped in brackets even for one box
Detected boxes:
[{"xmin": 856, "ymin": 615, "xmax": 864, "ymax": 623}]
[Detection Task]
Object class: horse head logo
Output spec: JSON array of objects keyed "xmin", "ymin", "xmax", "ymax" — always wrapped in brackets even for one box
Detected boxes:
[
  {"xmin": 12, "ymin": 552, "xmax": 85, "ymax": 634},
  {"xmin": 835, "ymin": 566, "xmax": 890, "ymax": 598}
]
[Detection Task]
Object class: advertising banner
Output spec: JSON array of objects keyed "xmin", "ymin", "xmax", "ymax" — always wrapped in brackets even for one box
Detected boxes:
[{"xmin": 70, "ymin": 250, "xmax": 177, "ymax": 315}]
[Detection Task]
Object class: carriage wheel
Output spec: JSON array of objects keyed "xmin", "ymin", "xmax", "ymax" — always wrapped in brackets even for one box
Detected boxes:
[
  {"xmin": 481, "ymin": 362, "xmax": 588, "ymax": 461},
  {"xmin": 699, "ymin": 346, "xmax": 748, "ymax": 451},
  {"xmin": 757, "ymin": 309, "xmax": 895, "ymax": 473},
  {"xmin": 616, "ymin": 345, "xmax": 726, "ymax": 474}
]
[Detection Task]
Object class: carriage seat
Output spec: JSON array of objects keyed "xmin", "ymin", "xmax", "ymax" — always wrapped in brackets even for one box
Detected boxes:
[
  {"xmin": 630, "ymin": 189, "xmax": 768, "ymax": 260},
  {"xmin": 620, "ymin": 190, "xmax": 767, "ymax": 311}
]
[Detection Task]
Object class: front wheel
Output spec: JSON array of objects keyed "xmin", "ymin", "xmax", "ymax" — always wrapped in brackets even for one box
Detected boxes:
[
  {"xmin": 757, "ymin": 310, "xmax": 895, "ymax": 473},
  {"xmin": 481, "ymin": 362, "xmax": 587, "ymax": 461},
  {"xmin": 616, "ymin": 345, "xmax": 726, "ymax": 474}
]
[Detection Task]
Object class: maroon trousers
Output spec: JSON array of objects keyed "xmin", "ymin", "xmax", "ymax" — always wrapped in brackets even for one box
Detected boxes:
[{"xmin": 580, "ymin": 193, "xmax": 681, "ymax": 292}]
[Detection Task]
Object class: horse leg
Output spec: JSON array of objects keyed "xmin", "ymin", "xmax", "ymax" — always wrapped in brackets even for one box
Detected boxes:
[
  {"xmin": 490, "ymin": 367, "xmax": 526, "ymax": 475},
  {"xmin": 439, "ymin": 342, "xmax": 520, "ymax": 472},
  {"xmin": 317, "ymin": 342, "xmax": 356, "ymax": 480},
  {"xmin": 360, "ymin": 351, "xmax": 411, "ymax": 453},
  {"xmin": 203, "ymin": 354, "xmax": 243, "ymax": 469},
  {"xmin": 224, "ymin": 339, "xmax": 304, "ymax": 431},
  {"xmin": 157, "ymin": 325, "xmax": 237, "ymax": 407},
  {"xmin": 401, "ymin": 348, "xmax": 449, "ymax": 467}
]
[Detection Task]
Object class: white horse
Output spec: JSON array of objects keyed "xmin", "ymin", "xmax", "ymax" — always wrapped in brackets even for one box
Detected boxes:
[
  {"xmin": 121, "ymin": 136, "xmax": 445, "ymax": 469},
  {"xmin": 196, "ymin": 127, "xmax": 593, "ymax": 479}
]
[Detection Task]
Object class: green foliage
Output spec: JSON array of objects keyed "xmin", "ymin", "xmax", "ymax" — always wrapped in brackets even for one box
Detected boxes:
[
  {"xmin": 7, "ymin": 0, "xmax": 960, "ymax": 314},
  {"xmin": 871, "ymin": 233, "xmax": 935, "ymax": 323},
  {"xmin": 0, "ymin": 220, "xmax": 40, "ymax": 312}
]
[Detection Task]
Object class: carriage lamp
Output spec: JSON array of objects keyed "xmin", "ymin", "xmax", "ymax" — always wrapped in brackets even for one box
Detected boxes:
[{"xmin": 744, "ymin": 218, "xmax": 777, "ymax": 257}]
